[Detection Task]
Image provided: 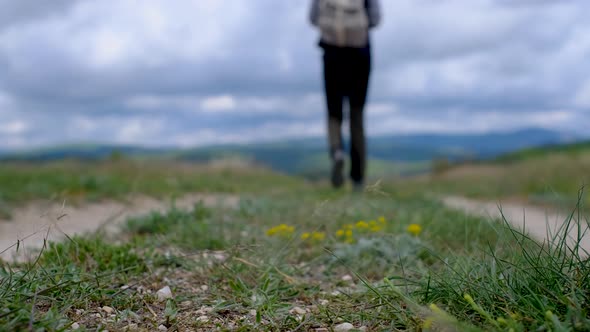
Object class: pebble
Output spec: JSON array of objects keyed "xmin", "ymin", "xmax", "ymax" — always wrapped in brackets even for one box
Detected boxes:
[
  {"xmin": 157, "ymin": 286, "xmax": 173, "ymax": 301},
  {"xmin": 315, "ymin": 328, "xmax": 329, "ymax": 332},
  {"xmin": 75, "ymin": 309, "xmax": 84, "ymax": 315},
  {"xmin": 71, "ymin": 322, "xmax": 80, "ymax": 330},
  {"xmin": 181, "ymin": 300, "xmax": 193, "ymax": 307},
  {"xmin": 102, "ymin": 306, "xmax": 114, "ymax": 314},
  {"xmin": 158, "ymin": 325, "xmax": 167, "ymax": 331},
  {"xmin": 341, "ymin": 275, "xmax": 353, "ymax": 282},
  {"xmin": 290, "ymin": 306, "xmax": 307, "ymax": 315},
  {"xmin": 196, "ymin": 315, "xmax": 209, "ymax": 323},
  {"xmin": 200, "ymin": 285, "xmax": 209, "ymax": 291},
  {"xmin": 196, "ymin": 306, "xmax": 213, "ymax": 315},
  {"xmin": 249, "ymin": 310, "xmax": 257, "ymax": 316},
  {"xmin": 125, "ymin": 324, "xmax": 138, "ymax": 331},
  {"xmin": 319, "ymin": 299, "xmax": 329, "ymax": 306},
  {"xmin": 334, "ymin": 322, "xmax": 354, "ymax": 332}
]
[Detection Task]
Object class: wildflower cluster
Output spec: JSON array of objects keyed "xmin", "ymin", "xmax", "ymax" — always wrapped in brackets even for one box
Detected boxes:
[
  {"xmin": 301, "ymin": 231, "xmax": 326, "ymax": 242},
  {"xmin": 336, "ymin": 216, "xmax": 387, "ymax": 243},
  {"xmin": 265, "ymin": 224, "xmax": 295, "ymax": 237}
]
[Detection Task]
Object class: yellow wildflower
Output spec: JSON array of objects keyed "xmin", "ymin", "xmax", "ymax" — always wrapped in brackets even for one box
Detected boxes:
[
  {"xmin": 356, "ymin": 221, "xmax": 369, "ymax": 229},
  {"xmin": 312, "ymin": 232, "xmax": 326, "ymax": 241},
  {"xmin": 345, "ymin": 229, "xmax": 353, "ymax": 238},
  {"xmin": 378, "ymin": 216, "xmax": 386, "ymax": 224},
  {"xmin": 336, "ymin": 229, "xmax": 345, "ymax": 237},
  {"xmin": 301, "ymin": 232, "xmax": 311, "ymax": 240},
  {"xmin": 407, "ymin": 224, "xmax": 422, "ymax": 236},
  {"xmin": 423, "ymin": 318, "xmax": 433, "ymax": 329},
  {"xmin": 266, "ymin": 224, "xmax": 295, "ymax": 237},
  {"xmin": 370, "ymin": 225, "xmax": 382, "ymax": 233}
]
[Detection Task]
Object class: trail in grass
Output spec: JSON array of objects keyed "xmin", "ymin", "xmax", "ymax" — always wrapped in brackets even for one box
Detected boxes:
[
  {"xmin": 0, "ymin": 194, "xmax": 239, "ymax": 261},
  {"xmin": 442, "ymin": 195, "xmax": 590, "ymax": 255}
]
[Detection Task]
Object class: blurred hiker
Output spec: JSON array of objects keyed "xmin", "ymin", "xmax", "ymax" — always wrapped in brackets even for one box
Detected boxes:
[{"xmin": 310, "ymin": 0, "xmax": 381, "ymax": 190}]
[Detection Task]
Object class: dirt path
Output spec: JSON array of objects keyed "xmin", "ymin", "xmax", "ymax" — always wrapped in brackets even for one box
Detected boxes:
[
  {"xmin": 0, "ymin": 194, "xmax": 239, "ymax": 262},
  {"xmin": 442, "ymin": 196, "xmax": 590, "ymax": 255}
]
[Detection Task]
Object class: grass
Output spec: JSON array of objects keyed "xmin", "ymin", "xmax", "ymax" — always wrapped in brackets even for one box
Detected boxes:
[
  {"xmin": 398, "ymin": 144, "xmax": 590, "ymax": 210},
  {"xmin": 0, "ymin": 162, "xmax": 589, "ymax": 330},
  {"xmin": 0, "ymin": 160, "xmax": 305, "ymax": 218}
]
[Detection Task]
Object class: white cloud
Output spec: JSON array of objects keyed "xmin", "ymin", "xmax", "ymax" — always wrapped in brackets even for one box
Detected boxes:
[
  {"xmin": 368, "ymin": 109, "xmax": 579, "ymax": 136},
  {"xmin": 0, "ymin": 0, "xmax": 589, "ymax": 148},
  {"xmin": 200, "ymin": 95, "xmax": 237, "ymax": 113},
  {"xmin": 367, "ymin": 103, "xmax": 398, "ymax": 116},
  {"xmin": 0, "ymin": 120, "xmax": 27, "ymax": 135},
  {"xmin": 125, "ymin": 95, "xmax": 199, "ymax": 111}
]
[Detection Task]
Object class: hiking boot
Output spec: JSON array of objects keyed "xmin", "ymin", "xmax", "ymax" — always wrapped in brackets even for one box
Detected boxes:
[{"xmin": 331, "ymin": 151, "xmax": 345, "ymax": 188}]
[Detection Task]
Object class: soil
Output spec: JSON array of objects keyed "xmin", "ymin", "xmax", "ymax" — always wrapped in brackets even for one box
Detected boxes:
[
  {"xmin": 442, "ymin": 195, "xmax": 590, "ymax": 256},
  {"xmin": 0, "ymin": 194, "xmax": 239, "ymax": 262}
]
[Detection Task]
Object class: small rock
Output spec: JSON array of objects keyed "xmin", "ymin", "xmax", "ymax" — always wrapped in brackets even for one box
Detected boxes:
[
  {"xmin": 120, "ymin": 285, "xmax": 130, "ymax": 290},
  {"xmin": 213, "ymin": 251, "xmax": 227, "ymax": 261},
  {"xmin": 359, "ymin": 326, "xmax": 368, "ymax": 332},
  {"xmin": 319, "ymin": 299, "xmax": 329, "ymax": 306},
  {"xmin": 181, "ymin": 300, "xmax": 192, "ymax": 307},
  {"xmin": 94, "ymin": 313, "xmax": 102, "ymax": 318},
  {"xmin": 196, "ymin": 306, "xmax": 213, "ymax": 315},
  {"xmin": 75, "ymin": 309, "xmax": 84, "ymax": 315},
  {"xmin": 102, "ymin": 306, "xmax": 114, "ymax": 314},
  {"xmin": 315, "ymin": 328, "xmax": 329, "ymax": 332},
  {"xmin": 334, "ymin": 322, "xmax": 354, "ymax": 332},
  {"xmin": 158, "ymin": 325, "xmax": 167, "ymax": 331},
  {"xmin": 341, "ymin": 275, "xmax": 353, "ymax": 282},
  {"xmin": 331, "ymin": 290, "xmax": 341, "ymax": 296},
  {"xmin": 157, "ymin": 286, "xmax": 173, "ymax": 301},
  {"xmin": 290, "ymin": 306, "xmax": 307, "ymax": 315},
  {"xmin": 200, "ymin": 285, "xmax": 209, "ymax": 291},
  {"xmin": 196, "ymin": 315, "xmax": 209, "ymax": 323},
  {"xmin": 125, "ymin": 323, "xmax": 138, "ymax": 331},
  {"xmin": 71, "ymin": 322, "xmax": 80, "ymax": 330},
  {"xmin": 249, "ymin": 310, "xmax": 257, "ymax": 316}
]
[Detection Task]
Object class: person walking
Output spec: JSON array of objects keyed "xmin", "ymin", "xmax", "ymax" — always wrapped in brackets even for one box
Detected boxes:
[{"xmin": 309, "ymin": 0, "xmax": 381, "ymax": 190}]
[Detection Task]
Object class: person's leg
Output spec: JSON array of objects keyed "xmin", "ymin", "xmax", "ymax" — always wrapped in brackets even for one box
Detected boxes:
[
  {"xmin": 348, "ymin": 52, "xmax": 371, "ymax": 187},
  {"xmin": 323, "ymin": 50, "xmax": 345, "ymax": 187}
]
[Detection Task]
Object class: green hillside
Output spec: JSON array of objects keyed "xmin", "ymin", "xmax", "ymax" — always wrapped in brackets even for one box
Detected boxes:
[
  {"xmin": 495, "ymin": 140, "xmax": 590, "ymax": 163},
  {"xmin": 404, "ymin": 140, "xmax": 590, "ymax": 208}
]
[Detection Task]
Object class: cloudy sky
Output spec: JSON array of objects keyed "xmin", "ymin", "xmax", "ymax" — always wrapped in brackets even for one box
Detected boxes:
[{"xmin": 0, "ymin": 0, "xmax": 589, "ymax": 149}]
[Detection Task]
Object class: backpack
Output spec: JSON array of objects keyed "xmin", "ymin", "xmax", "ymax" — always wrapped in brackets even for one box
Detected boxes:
[{"xmin": 317, "ymin": 0, "xmax": 369, "ymax": 48}]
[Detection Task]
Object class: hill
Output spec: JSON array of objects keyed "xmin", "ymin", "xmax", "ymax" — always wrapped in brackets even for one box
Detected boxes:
[
  {"xmin": 405, "ymin": 139, "xmax": 590, "ymax": 208},
  {"xmin": 0, "ymin": 128, "xmax": 575, "ymax": 177}
]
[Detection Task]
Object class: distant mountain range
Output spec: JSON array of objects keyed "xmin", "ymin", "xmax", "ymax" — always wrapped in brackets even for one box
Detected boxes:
[{"xmin": 0, "ymin": 128, "xmax": 579, "ymax": 176}]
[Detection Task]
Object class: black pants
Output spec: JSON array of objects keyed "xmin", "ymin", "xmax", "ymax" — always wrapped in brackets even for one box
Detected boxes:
[{"xmin": 323, "ymin": 48, "xmax": 371, "ymax": 183}]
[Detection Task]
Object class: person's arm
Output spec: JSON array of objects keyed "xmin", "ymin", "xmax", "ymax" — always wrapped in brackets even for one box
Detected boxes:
[
  {"xmin": 367, "ymin": 0, "xmax": 381, "ymax": 28},
  {"xmin": 309, "ymin": 0, "xmax": 320, "ymax": 26}
]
